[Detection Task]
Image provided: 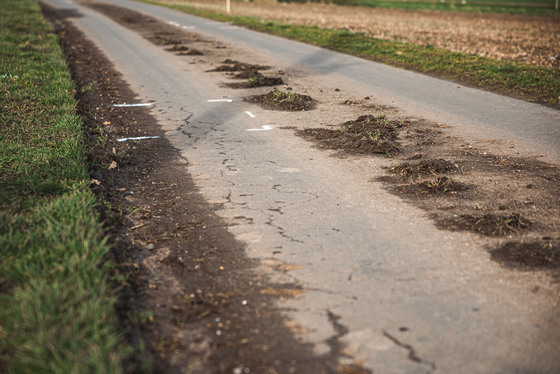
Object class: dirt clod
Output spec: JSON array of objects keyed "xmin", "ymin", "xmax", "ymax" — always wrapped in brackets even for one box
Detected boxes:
[
  {"xmin": 210, "ymin": 59, "xmax": 270, "ymax": 72},
  {"xmin": 251, "ymin": 89, "xmax": 314, "ymax": 111},
  {"xmin": 391, "ymin": 159, "xmax": 458, "ymax": 177},
  {"xmin": 299, "ymin": 115, "xmax": 402, "ymax": 155},
  {"xmin": 227, "ymin": 71, "xmax": 284, "ymax": 88},
  {"xmin": 399, "ymin": 176, "xmax": 469, "ymax": 195}
]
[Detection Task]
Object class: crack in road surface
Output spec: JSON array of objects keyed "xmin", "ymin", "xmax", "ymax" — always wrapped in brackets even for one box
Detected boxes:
[{"xmin": 383, "ymin": 330, "xmax": 437, "ymax": 373}]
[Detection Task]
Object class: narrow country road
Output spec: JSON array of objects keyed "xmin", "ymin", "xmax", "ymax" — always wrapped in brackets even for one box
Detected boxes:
[{"xmin": 44, "ymin": 0, "xmax": 560, "ymax": 372}]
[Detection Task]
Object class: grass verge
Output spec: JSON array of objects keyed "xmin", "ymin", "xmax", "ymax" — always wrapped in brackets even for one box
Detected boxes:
[
  {"xmin": 142, "ymin": 0, "xmax": 560, "ymax": 106},
  {"xmin": 0, "ymin": 0, "xmax": 130, "ymax": 372},
  {"xmin": 281, "ymin": 0, "xmax": 559, "ymax": 16}
]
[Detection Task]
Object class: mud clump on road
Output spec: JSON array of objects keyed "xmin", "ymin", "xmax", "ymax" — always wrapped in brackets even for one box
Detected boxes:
[
  {"xmin": 156, "ymin": 34, "xmax": 184, "ymax": 46},
  {"xmin": 208, "ymin": 59, "xmax": 284, "ymax": 88},
  {"xmin": 227, "ymin": 71, "xmax": 284, "ymax": 88},
  {"xmin": 209, "ymin": 59, "xmax": 270, "ymax": 72},
  {"xmin": 165, "ymin": 44, "xmax": 203, "ymax": 55},
  {"xmin": 233, "ymin": 68, "xmax": 265, "ymax": 79},
  {"xmin": 251, "ymin": 89, "xmax": 314, "ymax": 111},
  {"xmin": 299, "ymin": 115, "xmax": 402, "ymax": 156}
]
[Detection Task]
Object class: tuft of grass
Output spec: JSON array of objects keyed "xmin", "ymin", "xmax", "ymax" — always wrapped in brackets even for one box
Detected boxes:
[
  {"xmin": 0, "ymin": 0, "xmax": 131, "ymax": 372},
  {"xmin": 253, "ymin": 89, "xmax": 314, "ymax": 111},
  {"xmin": 142, "ymin": 0, "xmax": 560, "ymax": 105}
]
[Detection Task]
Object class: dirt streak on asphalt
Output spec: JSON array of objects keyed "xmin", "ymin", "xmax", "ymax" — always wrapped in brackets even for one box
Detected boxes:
[{"xmin": 43, "ymin": 1, "xmax": 560, "ymax": 372}]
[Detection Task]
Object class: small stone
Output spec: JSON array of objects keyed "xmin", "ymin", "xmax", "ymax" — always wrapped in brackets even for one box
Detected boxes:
[{"xmin": 147, "ymin": 243, "xmax": 155, "ymax": 250}]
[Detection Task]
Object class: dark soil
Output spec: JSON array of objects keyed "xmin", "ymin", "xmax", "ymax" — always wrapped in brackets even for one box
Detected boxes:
[
  {"xmin": 208, "ymin": 59, "xmax": 284, "ymax": 88},
  {"xmin": 250, "ymin": 89, "xmax": 314, "ymax": 111},
  {"xmin": 398, "ymin": 176, "xmax": 469, "ymax": 195},
  {"xmin": 390, "ymin": 159, "xmax": 459, "ymax": 178},
  {"xmin": 209, "ymin": 59, "xmax": 270, "ymax": 72},
  {"xmin": 491, "ymin": 241, "xmax": 560, "ymax": 270},
  {"xmin": 226, "ymin": 71, "xmax": 284, "ymax": 88},
  {"xmin": 44, "ymin": 2, "xmax": 367, "ymax": 373},
  {"xmin": 298, "ymin": 115, "xmax": 402, "ymax": 156},
  {"xmin": 165, "ymin": 44, "xmax": 203, "ymax": 55},
  {"xmin": 439, "ymin": 213, "xmax": 531, "ymax": 237},
  {"xmin": 232, "ymin": 68, "xmax": 262, "ymax": 79}
]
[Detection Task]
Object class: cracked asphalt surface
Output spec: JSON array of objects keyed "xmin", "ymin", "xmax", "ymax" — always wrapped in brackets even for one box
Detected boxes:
[{"xmin": 43, "ymin": 0, "xmax": 560, "ymax": 372}]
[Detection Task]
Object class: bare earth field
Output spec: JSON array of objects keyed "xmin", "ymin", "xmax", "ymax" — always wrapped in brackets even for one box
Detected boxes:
[{"xmin": 164, "ymin": 0, "xmax": 560, "ymax": 68}]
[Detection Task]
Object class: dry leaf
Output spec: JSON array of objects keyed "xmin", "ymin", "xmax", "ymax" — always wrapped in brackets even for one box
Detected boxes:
[{"xmin": 108, "ymin": 161, "xmax": 117, "ymax": 170}]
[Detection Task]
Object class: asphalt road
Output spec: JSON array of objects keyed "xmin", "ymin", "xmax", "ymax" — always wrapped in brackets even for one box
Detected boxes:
[{"xmin": 44, "ymin": 0, "xmax": 560, "ymax": 372}]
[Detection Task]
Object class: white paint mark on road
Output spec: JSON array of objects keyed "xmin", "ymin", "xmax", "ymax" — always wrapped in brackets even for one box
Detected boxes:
[
  {"xmin": 208, "ymin": 99, "xmax": 233, "ymax": 103},
  {"xmin": 167, "ymin": 21, "xmax": 180, "ymax": 27},
  {"xmin": 277, "ymin": 168, "xmax": 301, "ymax": 173},
  {"xmin": 247, "ymin": 125, "xmax": 274, "ymax": 132},
  {"xmin": 182, "ymin": 25, "xmax": 196, "ymax": 30},
  {"xmin": 245, "ymin": 111, "xmax": 256, "ymax": 118},
  {"xmin": 116, "ymin": 136, "xmax": 160, "ymax": 142},
  {"xmin": 113, "ymin": 103, "xmax": 155, "ymax": 107}
]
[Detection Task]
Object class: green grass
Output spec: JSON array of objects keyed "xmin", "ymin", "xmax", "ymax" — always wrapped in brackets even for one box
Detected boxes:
[
  {"xmin": 143, "ymin": 0, "xmax": 560, "ymax": 105},
  {"xmin": 0, "ymin": 0, "xmax": 131, "ymax": 372},
  {"xmin": 280, "ymin": 0, "xmax": 559, "ymax": 15}
]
